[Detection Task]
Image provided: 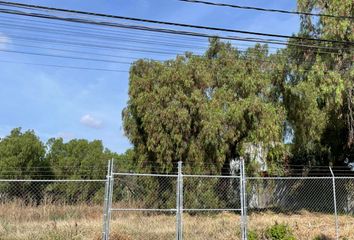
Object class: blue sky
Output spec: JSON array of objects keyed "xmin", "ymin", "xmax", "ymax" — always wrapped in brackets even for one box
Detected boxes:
[{"xmin": 0, "ymin": 0, "xmax": 299, "ymax": 153}]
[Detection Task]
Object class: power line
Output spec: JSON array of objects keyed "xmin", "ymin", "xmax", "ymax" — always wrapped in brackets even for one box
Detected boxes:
[
  {"xmin": 0, "ymin": 18, "xmax": 347, "ymax": 56},
  {"xmin": 0, "ymin": 49, "xmax": 133, "ymax": 64},
  {"xmin": 0, "ymin": 15, "xmax": 211, "ymax": 46},
  {"xmin": 0, "ymin": 22, "xmax": 209, "ymax": 51},
  {"xmin": 0, "ymin": 59, "xmax": 129, "ymax": 72},
  {"xmin": 1, "ymin": 42, "xmax": 140, "ymax": 60},
  {"xmin": 0, "ymin": 35, "xmax": 343, "ymax": 75},
  {"xmin": 0, "ymin": 1, "xmax": 352, "ymax": 45},
  {"xmin": 0, "ymin": 8, "xmax": 348, "ymax": 52},
  {"xmin": 0, "ymin": 38, "xmax": 340, "ymax": 73},
  {"xmin": 4, "ymin": 34, "xmax": 201, "ymax": 56},
  {"xmin": 178, "ymin": 0, "xmax": 354, "ymax": 20}
]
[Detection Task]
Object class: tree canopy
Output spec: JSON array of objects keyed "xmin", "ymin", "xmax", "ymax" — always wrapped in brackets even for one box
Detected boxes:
[
  {"xmin": 123, "ymin": 0, "xmax": 353, "ymax": 173},
  {"xmin": 0, "ymin": 128, "xmax": 49, "ymax": 179},
  {"xmin": 123, "ymin": 40, "xmax": 286, "ymax": 174}
]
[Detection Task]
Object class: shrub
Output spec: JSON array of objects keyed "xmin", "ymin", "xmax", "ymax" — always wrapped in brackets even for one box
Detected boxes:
[
  {"xmin": 265, "ymin": 223, "xmax": 296, "ymax": 240},
  {"xmin": 248, "ymin": 230, "xmax": 259, "ymax": 240}
]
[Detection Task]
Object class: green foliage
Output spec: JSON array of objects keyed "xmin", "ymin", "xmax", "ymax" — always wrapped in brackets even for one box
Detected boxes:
[
  {"xmin": 46, "ymin": 138, "xmax": 109, "ymax": 180},
  {"xmin": 0, "ymin": 128, "xmax": 49, "ymax": 179},
  {"xmin": 123, "ymin": 39, "xmax": 286, "ymax": 175},
  {"xmin": 0, "ymin": 127, "xmax": 133, "ymax": 203},
  {"xmin": 0, "ymin": 128, "xmax": 50, "ymax": 202},
  {"xmin": 285, "ymin": 0, "xmax": 354, "ymax": 166},
  {"xmin": 248, "ymin": 230, "xmax": 259, "ymax": 240},
  {"xmin": 267, "ymin": 144, "xmax": 290, "ymax": 176},
  {"xmin": 265, "ymin": 223, "xmax": 296, "ymax": 240}
]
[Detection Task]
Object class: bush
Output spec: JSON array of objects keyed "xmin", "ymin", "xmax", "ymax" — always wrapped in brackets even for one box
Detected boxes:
[
  {"xmin": 265, "ymin": 223, "xmax": 296, "ymax": 240},
  {"xmin": 248, "ymin": 230, "xmax": 259, "ymax": 240}
]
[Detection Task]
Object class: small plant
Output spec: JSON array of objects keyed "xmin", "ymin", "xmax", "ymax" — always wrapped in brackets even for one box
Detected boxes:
[
  {"xmin": 248, "ymin": 230, "xmax": 259, "ymax": 240},
  {"xmin": 265, "ymin": 222, "xmax": 296, "ymax": 240}
]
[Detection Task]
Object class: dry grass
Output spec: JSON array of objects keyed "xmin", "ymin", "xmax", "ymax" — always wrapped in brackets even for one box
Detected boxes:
[{"xmin": 0, "ymin": 202, "xmax": 353, "ymax": 239}]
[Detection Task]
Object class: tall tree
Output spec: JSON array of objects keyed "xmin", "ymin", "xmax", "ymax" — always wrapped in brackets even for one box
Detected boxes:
[
  {"xmin": 284, "ymin": 0, "xmax": 353, "ymax": 165},
  {"xmin": 123, "ymin": 39, "xmax": 286, "ymax": 174}
]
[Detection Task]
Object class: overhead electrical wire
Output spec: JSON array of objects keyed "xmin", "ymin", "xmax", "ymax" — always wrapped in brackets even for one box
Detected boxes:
[
  {"xmin": 0, "ymin": 14, "xmax": 337, "ymax": 53},
  {"xmin": 0, "ymin": 22, "xmax": 210, "ymax": 51},
  {"xmin": 1, "ymin": 29, "xmax": 347, "ymax": 59},
  {"xmin": 0, "ymin": 17, "xmax": 348, "ymax": 56},
  {"xmin": 3, "ymin": 34, "xmax": 202, "ymax": 56},
  {"xmin": 0, "ymin": 15, "xmax": 211, "ymax": 46},
  {"xmin": 5, "ymin": 14, "xmax": 317, "ymax": 54},
  {"xmin": 0, "ymin": 37, "xmax": 340, "ymax": 75},
  {"xmin": 0, "ymin": 1, "xmax": 352, "ymax": 45},
  {"xmin": 0, "ymin": 59, "xmax": 129, "ymax": 72},
  {"xmin": 0, "ymin": 8, "xmax": 349, "ymax": 54},
  {"xmin": 1, "ymin": 39, "xmax": 269, "ymax": 60},
  {"xmin": 0, "ymin": 36, "xmax": 342, "ymax": 72},
  {"xmin": 0, "ymin": 3, "xmax": 349, "ymax": 73},
  {"xmin": 0, "ymin": 5, "xmax": 348, "ymax": 56},
  {"xmin": 0, "ymin": 42, "xmax": 141, "ymax": 60},
  {"xmin": 178, "ymin": 0, "xmax": 354, "ymax": 20},
  {"xmin": 0, "ymin": 49, "xmax": 133, "ymax": 64}
]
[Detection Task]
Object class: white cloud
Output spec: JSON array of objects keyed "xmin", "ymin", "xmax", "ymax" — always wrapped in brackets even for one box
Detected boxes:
[
  {"xmin": 80, "ymin": 114, "xmax": 103, "ymax": 129},
  {"xmin": 0, "ymin": 33, "xmax": 10, "ymax": 50}
]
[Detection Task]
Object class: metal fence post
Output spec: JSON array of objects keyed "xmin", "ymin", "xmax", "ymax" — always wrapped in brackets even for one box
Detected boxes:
[
  {"xmin": 107, "ymin": 159, "xmax": 115, "ymax": 239},
  {"xmin": 329, "ymin": 167, "xmax": 339, "ymax": 240},
  {"xmin": 239, "ymin": 159, "xmax": 244, "ymax": 240},
  {"xmin": 242, "ymin": 158, "xmax": 248, "ymax": 240},
  {"xmin": 179, "ymin": 161, "xmax": 183, "ymax": 240},
  {"xmin": 239, "ymin": 158, "xmax": 248, "ymax": 240},
  {"xmin": 102, "ymin": 159, "xmax": 112, "ymax": 240},
  {"xmin": 176, "ymin": 161, "xmax": 183, "ymax": 240}
]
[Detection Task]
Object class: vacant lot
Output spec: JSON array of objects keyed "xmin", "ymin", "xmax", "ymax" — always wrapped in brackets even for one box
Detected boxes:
[{"xmin": 0, "ymin": 202, "xmax": 353, "ymax": 239}]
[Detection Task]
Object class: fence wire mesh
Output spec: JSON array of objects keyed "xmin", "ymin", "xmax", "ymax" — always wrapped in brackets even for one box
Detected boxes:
[
  {"xmin": 109, "ymin": 174, "xmax": 178, "ymax": 239},
  {"xmin": 0, "ymin": 179, "xmax": 106, "ymax": 239},
  {"xmin": 334, "ymin": 177, "xmax": 354, "ymax": 239},
  {"xmin": 112, "ymin": 174, "xmax": 177, "ymax": 210},
  {"xmin": 1, "ymin": 174, "xmax": 354, "ymax": 239},
  {"xmin": 182, "ymin": 175, "xmax": 242, "ymax": 239},
  {"xmin": 246, "ymin": 177, "xmax": 336, "ymax": 239},
  {"xmin": 0, "ymin": 180, "xmax": 106, "ymax": 204}
]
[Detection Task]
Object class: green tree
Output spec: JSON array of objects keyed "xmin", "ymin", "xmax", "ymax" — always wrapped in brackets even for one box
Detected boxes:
[
  {"xmin": 45, "ymin": 138, "xmax": 112, "ymax": 203},
  {"xmin": 283, "ymin": 0, "xmax": 353, "ymax": 165},
  {"xmin": 0, "ymin": 128, "xmax": 49, "ymax": 203},
  {"xmin": 46, "ymin": 138, "xmax": 110, "ymax": 179},
  {"xmin": 0, "ymin": 128, "xmax": 48, "ymax": 179},
  {"xmin": 123, "ymin": 39, "xmax": 286, "ymax": 174}
]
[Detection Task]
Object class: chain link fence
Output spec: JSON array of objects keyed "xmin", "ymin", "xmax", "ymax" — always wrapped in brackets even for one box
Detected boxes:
[
  {"xmin": 182, "ymin": 175, "xmax": 242, "ymax": 239},
  {"xmin": 1, "ymin": 166, "xmax": 354, "ymax": 239},
  {"xmin": 109, "ymin": 173, "xmax": 178, "ymax": 239},
  {"xmin": 245, "ymin": 176, "xmax": 354, "ymax": 239},
  {"xmin": 0, "ymin": 179, "xmax": 106, "ymax": 239},
  {"xmin": 105, "ymin": 174, "xmax": 244, "ymax": 240},
  {"xmin": 103, "ymin": 160, "xmax": 246, "ymax": 240},
  {"xmin": 246, "ymin": 177, "xmax": 336, "ymax": 238}
]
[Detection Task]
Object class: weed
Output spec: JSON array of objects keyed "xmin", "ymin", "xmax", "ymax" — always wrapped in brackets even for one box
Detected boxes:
[{"xmin": 265, "ymin": 222, "xmax": 296, "ymax": 240}]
